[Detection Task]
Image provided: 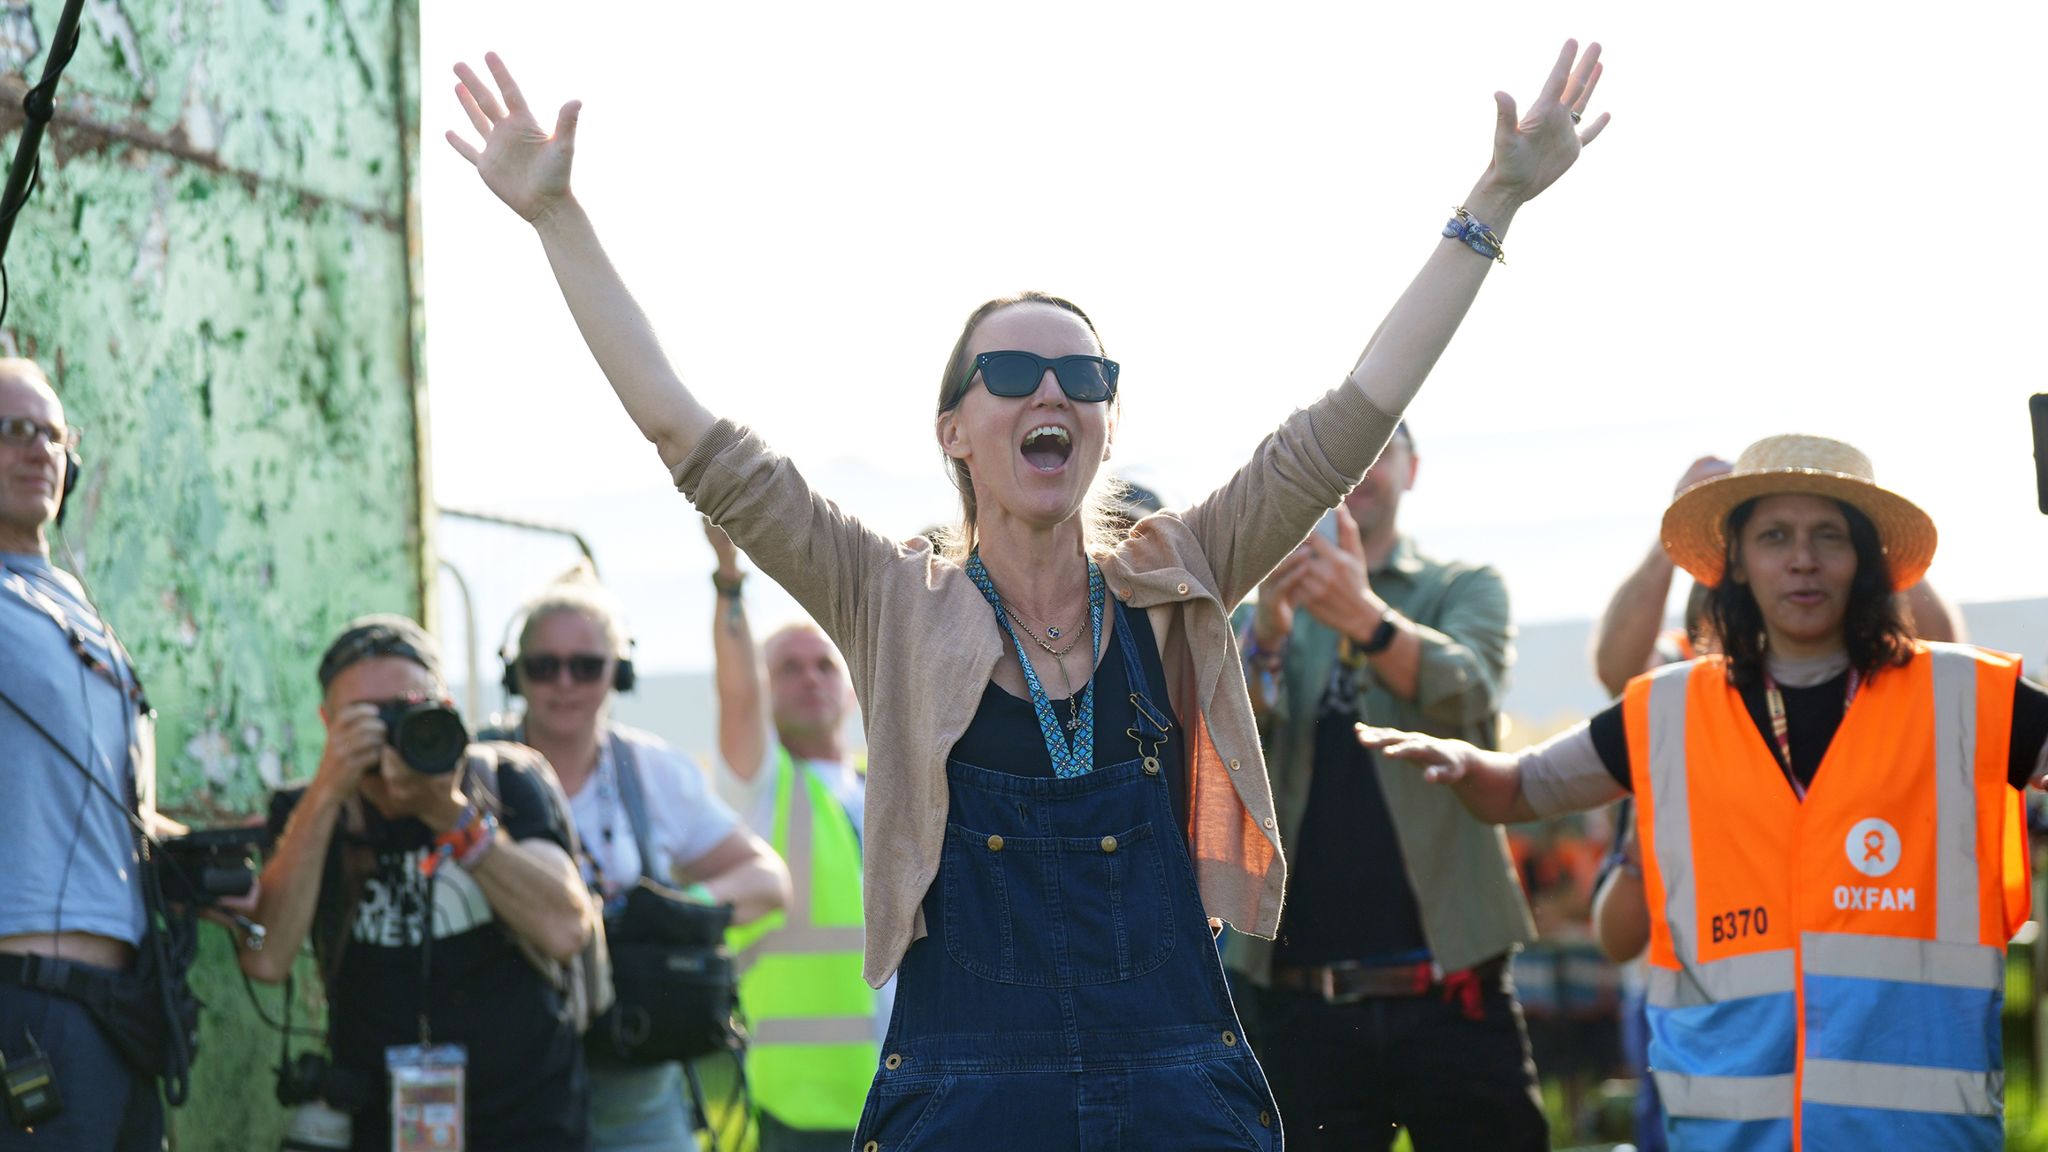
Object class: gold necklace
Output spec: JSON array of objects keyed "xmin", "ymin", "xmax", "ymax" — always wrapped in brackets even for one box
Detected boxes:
[{"xmin": 1003, "ymin": 602, "xmax": 1082, "ymax": 659}]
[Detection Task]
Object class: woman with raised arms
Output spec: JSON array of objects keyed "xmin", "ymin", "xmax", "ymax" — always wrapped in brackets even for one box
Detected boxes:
[{"xmin": 447, "ymin": 41, "xmax": 1607, "ymax": 1148}]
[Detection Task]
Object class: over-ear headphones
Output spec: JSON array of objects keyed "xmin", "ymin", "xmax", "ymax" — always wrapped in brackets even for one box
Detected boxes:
[
  {"xmin": 498, "ymin": 610, "xmax": 637, "ymax": 698},
  {"xmin": 53, "ymin": 443, "xmax": 80, "ymax": 527}
]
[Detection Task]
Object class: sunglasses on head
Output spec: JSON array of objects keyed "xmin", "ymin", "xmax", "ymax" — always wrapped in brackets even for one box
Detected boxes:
[
  {"xmin": 948, "ymin": 351, "xmax": 1119, "ymax": 410},
  {"xmin": 520, "ymin": 653, "xmax": 610, "ymax": 684}
]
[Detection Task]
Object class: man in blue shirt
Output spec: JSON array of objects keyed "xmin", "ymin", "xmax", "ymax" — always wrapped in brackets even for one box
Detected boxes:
[{"xmin": 0, "ymin": 358, "xmax": 177, "ymax": 1151}]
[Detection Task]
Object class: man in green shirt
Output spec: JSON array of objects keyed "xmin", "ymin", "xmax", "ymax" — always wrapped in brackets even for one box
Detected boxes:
[{"xmin": 1224, "ymin": 422, "xmax": 1546, "ymax": 1151}]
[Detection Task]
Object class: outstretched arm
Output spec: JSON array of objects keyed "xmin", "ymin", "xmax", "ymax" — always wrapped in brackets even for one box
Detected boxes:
[
  {"xmin": 1178, "ymin": 41, "xmax": 1612, "ymax": 607},
  {"xmin": 446, "ymin": 54, "xmax": 713, "ymax": 470},
  {"xmin": 1356, "ymin": 724, "xmax": 1539, "ymax": 824},
  {"xmin": 1341, "ymin": 39, "xmax": 1609, "ymax": 418}
]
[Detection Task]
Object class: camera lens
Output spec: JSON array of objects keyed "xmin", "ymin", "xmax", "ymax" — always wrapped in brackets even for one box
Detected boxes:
[{"xmin": 376, "ymin": 701, "xmax": 470, "ymax": 775}]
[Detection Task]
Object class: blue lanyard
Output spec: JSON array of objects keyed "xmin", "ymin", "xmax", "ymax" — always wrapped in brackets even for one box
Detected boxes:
[{"xmin": 965, "ymin": 552, "xmax": 1103, "ymax": 778}]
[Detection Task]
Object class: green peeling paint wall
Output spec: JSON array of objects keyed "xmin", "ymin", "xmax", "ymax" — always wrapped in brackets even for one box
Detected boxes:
[{"xmin": 1, "ymin": 0, "xmax": 427, "ymax": 1146}]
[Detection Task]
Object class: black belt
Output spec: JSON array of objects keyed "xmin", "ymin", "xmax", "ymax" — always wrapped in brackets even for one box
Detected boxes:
[
  {"xmin": 1270, "ymin": 954, "xmax": 1508, "ymax": 1004},
  {"xmin": 0, "ymin": 951, "xmax": 136, "ymax": 1013}
]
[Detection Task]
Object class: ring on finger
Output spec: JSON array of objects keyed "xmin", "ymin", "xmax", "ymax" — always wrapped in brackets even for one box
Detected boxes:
[{"xmin": 1568, "ymin": 109, "xmax": 1583, "ymax": 125}]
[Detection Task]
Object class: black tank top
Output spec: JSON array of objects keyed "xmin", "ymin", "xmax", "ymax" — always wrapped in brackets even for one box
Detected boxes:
[{"xmin": 946, "ymin": 602, "xmax": 1191, "ymax": 835}]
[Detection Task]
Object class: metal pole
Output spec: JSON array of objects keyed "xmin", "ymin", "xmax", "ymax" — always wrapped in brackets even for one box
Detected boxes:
[
  {"xmin": 437, "ymin": 559, "xmax": 482, "ymax": 726},
  {"xmin": 437, "ymin": 506, "xmax": 599, "ymax": 574}
]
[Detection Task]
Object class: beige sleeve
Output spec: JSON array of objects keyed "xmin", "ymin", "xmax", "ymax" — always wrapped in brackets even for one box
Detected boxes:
[
  {"xmin": 1175, "ymin": 383, "xmax": 1402, "ymax": 611},
  {"xmin": 1516, "ymin": 723, "xmax": 1628, "ymax": 819},
  {"xmin": 672, "ymin": 420, "xmax": 902, "ymax": 671}
]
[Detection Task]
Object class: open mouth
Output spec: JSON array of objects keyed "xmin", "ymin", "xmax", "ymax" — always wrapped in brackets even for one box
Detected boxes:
[{"xmin": 1020, "ymin": 424, "xmax": 1072, "ymax": 473}]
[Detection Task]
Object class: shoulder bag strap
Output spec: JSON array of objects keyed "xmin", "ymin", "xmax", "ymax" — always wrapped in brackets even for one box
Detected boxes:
[{"xmin": 608, "ymin": 730, "xmax": 658, "ymax": 880}]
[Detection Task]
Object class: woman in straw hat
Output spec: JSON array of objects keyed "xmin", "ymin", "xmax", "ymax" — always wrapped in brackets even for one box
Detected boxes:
[
  {"xmin": 448, "ymin": 35, "xmax": 1612, "ymax": 1149},
  {"xmin": 1360, "ymin": 432, "xmax": 2048, "ymax": 1151}
]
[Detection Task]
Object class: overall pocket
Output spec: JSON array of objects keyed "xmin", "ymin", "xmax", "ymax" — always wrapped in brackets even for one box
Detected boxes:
[
  {"xmin": 856, "ymin": 1073, "xmax": 955, "ymax": 1152},
  {"xmin": 942, "ymin": 820, "xmax": 1176, "ymax": 986}
]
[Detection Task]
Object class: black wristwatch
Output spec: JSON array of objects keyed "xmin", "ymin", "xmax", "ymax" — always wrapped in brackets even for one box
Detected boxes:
[{"xmin": 1356, "ymin": 610, "xmax": 1401, "ymax": 655}]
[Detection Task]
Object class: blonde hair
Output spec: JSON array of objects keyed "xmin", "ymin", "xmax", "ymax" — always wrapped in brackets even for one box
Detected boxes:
[
  {"xmin": 933, "ymin": 292, "xmax": 1128, "ymax": 563},
  {"xmin": 513, "ymin": 561, "xmax": 630, "ymax": 658}
]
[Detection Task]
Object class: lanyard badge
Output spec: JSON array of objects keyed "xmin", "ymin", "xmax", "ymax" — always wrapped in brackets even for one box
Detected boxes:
[{"xmin": 385, "ymin": 1043, "xmax": 466, "ymax": 1151}]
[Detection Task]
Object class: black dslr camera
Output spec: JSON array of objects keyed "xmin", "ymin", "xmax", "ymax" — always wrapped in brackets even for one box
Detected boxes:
[
  {"xmin": 372, "ymin": 700, "xmax": 470, "ymax": 776},
  {"xmin": 158, "ymin": 826, "xmax": 268, "ymax": 907}
]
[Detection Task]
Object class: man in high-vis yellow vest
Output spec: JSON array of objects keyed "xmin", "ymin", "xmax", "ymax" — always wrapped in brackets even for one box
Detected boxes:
[{"xmin": 706, "ymin": 521, "xmax": 883, "ymax": 1152}]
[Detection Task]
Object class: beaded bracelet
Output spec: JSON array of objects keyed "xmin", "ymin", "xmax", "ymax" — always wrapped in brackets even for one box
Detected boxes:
[
  {"xmin": 457, "ymin": 811, "xmax": 500, "ymax": 869},
  {"xmin": 1442, "ymin": 206, "xmax": 1505, "ymax": 264}
]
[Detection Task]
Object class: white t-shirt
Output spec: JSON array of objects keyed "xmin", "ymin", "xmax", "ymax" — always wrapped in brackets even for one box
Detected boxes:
[{"xmin": 569, "ymin": 723, "xmax": 740, "ymax": 896}]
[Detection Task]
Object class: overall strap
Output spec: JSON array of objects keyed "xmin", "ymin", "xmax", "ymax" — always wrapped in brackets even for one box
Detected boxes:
[
  {"xmin": 607, "ymin": 729, "xmax": 658, "ymax": 875},
  {"xmin": 1112, "ymin": 598, "xmax": 1173, "ymax": 756}
]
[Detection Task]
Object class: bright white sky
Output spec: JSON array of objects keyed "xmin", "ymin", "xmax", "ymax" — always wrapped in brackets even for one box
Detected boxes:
[{"xmin": 418, "ymin": 2, "xmax": 2047, "ymax": 682}]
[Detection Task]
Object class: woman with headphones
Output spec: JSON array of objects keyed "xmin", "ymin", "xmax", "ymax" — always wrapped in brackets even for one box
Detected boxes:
[{"xmin": 503, "ymin": 568, "xmax": 789, "ymax": 1152}]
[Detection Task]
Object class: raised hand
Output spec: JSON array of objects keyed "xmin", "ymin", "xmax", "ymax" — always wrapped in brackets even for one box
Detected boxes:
[
  {"xmin": 314, "ymin": 702, "xmax": 386, "ymax": 797},
  {"xmin": 1486, "ymin": 39, "xmax": 1609, "ymax": 205},
  {"xmin": 1673, "ymin": 454, "xmax": 1733, "ymax": 497},
  {"xmin": 1267, "ymin": 506, "xmax": 1381, "ymax": 643},
  {"xmin": 446, "ymin": 53, "xmax": 581, "ymax": 224}
]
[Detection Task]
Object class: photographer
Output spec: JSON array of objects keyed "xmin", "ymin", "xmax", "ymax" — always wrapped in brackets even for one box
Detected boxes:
[
  {"xmin": 242, "ymin": 615, "xmax": 597, "ymax": 1152},
  {"xmin": 0, "ymin": 358, "xmax": 214, "ymax": 1151}
]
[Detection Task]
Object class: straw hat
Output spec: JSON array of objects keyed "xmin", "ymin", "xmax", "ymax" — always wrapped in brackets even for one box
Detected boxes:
[{"xmin": 1659, "ymin": 434, "xmax": 1936, "ymax": 592}]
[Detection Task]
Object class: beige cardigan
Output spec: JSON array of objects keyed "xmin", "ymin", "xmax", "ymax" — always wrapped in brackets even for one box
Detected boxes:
[{"xmin": 674, "ymin": 385, "xmax": 1397, "ymax": 986}]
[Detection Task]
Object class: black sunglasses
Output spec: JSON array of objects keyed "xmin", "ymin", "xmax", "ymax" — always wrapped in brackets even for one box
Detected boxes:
[
  {"xmin": 947, "ymin": 351, "xmax": 1119, "ymax": 410},
  {"xmin": 521, "ymin": 653, "xmax": 610, "ymax": 684}
]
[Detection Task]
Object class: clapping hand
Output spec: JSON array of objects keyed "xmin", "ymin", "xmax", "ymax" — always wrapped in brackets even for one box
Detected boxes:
[
  {"xmin": 1261, "ymin": 504, "xmax": 1383, "ymax": 644},
  {"xmin": 446, "ymin": 53, "xmax": 581, "ymax": 224}
]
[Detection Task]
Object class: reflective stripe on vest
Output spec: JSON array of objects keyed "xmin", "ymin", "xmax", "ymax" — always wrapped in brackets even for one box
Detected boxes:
[
  {"xmin": 727, "ymin": 748, "xmax": 874, "ymax": 1130},
  {"xmin": 1629, "ymin": 644, "xmax": 2025, "ymax": 1150}
]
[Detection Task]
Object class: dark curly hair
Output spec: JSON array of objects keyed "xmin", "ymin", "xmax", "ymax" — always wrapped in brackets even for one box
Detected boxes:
[{"xmin": 1705, "ymin": 496, "xmax": 1915, "ymax": 688}]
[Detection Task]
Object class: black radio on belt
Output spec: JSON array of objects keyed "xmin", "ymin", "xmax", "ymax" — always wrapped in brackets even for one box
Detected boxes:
[{"xmin": 1, "ymin": 1029, "xmax": 62, "ymax": 1130}]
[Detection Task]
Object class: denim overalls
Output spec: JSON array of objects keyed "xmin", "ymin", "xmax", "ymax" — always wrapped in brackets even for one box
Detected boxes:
[{"xmin": 855, "ymin": 598, "xmax": 1282, "ymax": 1151}]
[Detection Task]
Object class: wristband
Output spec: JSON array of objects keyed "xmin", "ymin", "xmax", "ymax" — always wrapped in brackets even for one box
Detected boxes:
[
  {"xmin": 1242, "ymin": 635, "xmax": 1285, "ymax": 672},
  {"xmin": 712, "ymin": 572, "xmax": 746, "ymax": 599},
  {"xmin": 457, "ymin": 811, "xmax": 499, "ymax": 869},
  {"xmin": 422, "ymin": 804, "xmax": 492, "ymax": 875},
  {"xmin": 1443, "ymin": 206, "xmax": 1505, "ymax": 264}
]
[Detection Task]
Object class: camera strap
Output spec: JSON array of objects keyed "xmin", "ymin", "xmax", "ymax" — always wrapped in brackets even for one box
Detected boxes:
[{"xmin": 0, "ymin": 564, "xmax": 144, "ymax": 707}]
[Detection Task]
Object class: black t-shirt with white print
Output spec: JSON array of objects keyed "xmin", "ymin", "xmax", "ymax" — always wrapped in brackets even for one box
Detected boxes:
[{"xmin": 267, "ymin": 743, "xmax": 589, "ymax": 1152}]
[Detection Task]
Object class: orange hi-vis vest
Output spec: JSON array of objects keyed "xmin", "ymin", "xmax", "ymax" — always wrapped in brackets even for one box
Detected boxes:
[{"xmin": 1625, "ymin": 642, "xmax": 2028, "ymax": 1152}]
